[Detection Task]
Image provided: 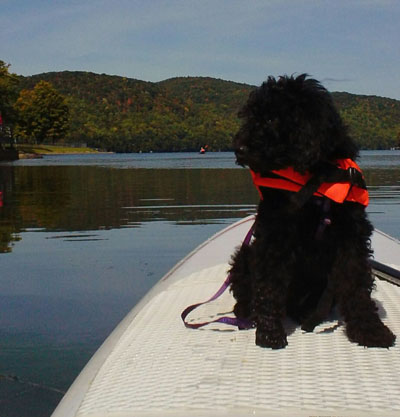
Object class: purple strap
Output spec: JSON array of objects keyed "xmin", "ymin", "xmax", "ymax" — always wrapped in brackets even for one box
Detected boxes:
[
  {"xmin": 315, "ymin": 198, "xmax": 332, "ymax": 240},
  {"xmin": 181, "ymin": 223, "xmax": 255, "ymax": 330}
]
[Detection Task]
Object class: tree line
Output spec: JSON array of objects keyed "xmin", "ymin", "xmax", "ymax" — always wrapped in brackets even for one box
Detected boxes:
[
  {"xmin": 1, "ymin": 60, "xmax": 400, "ymax": 151},
  {"xmin": 1, "ymin": 61, "xmax": 69, "ymax": 146}
]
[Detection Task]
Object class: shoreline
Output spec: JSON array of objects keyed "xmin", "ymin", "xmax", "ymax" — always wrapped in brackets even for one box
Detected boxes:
[
  {"xmin": 16, "ymin": 144, "xmax": 110, "ymax": 158},
  {"xmin": 18, "ymin": 151, "xmax": 113, "ymax": 158}
]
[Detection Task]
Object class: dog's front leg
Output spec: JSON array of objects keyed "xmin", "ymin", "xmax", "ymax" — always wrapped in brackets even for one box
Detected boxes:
[{"xmin": 253, "ymin": 262, "xmax": 289, "ymax": 349}]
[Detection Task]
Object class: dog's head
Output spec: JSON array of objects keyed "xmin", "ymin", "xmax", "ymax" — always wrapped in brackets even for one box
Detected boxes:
[{"xmin": 233, "ymin": 74, "xmax": 358, "ymax": 174}]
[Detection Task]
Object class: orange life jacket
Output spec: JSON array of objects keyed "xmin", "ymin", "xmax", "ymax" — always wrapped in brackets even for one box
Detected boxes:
[{"xmin": 251, "ymin": 158, "xmax": 369, "ymax": 206}]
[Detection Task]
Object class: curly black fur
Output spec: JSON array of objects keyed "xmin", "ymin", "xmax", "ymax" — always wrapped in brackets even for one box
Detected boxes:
[{"xmin": 230, "ymin": 74, "xmax": 396, "ymax": 349}]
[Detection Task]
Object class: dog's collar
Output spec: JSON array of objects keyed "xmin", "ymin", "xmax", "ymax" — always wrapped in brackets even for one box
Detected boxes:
[{"xmin": 250, "ymin": 158, "xmax": 369, "ymax": 206}]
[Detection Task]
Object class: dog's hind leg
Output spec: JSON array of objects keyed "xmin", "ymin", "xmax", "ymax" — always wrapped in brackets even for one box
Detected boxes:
[
  {"xmin": 229, "ymin": 244, "xmax": 254, "ymax": 321},
  {"xmin": 335, "ymin": 244, "xmax": 396, "ymax": 348},
  {"xmin": 342, "ymin": 289, "xmax": 395, "ymax": 348},
  {"xmin": 342, "ymin": 289, "xmax": 396, "ymax": 348}
]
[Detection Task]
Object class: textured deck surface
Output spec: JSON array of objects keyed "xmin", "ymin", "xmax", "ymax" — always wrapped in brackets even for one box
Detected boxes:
[{"xmin": 75, "ymin": 263, "xmax": 400, "ymax": 417}]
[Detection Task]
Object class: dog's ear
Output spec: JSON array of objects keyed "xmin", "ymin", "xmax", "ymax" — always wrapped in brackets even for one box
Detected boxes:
[
  {"xmin": 290, "ymin": 75, "xmax": 360, "ymax": 163},
  {"xmin": 318, "ymin": 100, "xmax": 360, "ymax": 161},
  {"xmin": 322, "ymin": 127, "xmax": 359, "ymax": 161}
]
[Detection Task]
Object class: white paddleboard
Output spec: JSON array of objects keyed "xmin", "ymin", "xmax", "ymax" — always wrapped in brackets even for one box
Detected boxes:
[{"xmin": 52, "ymin": 216, "xmax": 400, "ymax": 417}]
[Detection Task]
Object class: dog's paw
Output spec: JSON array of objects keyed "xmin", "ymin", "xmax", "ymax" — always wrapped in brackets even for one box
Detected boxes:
[
  {"xmin": 255, "ymin": 321, "xmax": 288, "ymax": 349},
  {"xmin": 233, "ymin": 302, "xmax": 252, "ymax": 321},
  {"xmin": 346, "ymin": 320, "xmax": 396, "ymax": 348}
]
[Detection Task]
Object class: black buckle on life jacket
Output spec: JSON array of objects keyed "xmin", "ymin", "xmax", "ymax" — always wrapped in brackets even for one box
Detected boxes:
[
  {"xmin": 315, "ymin": 197, "xmax": 332, "ymax": 240},
  {"xmin": 347, "ymin": 167, "xmax": 367, "ymax": 189}
]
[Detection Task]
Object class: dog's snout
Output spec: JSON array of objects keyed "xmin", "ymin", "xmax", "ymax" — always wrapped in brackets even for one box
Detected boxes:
[{"xmin": 234, "ymin": 145, "xmax": 249, "ymax": 166}]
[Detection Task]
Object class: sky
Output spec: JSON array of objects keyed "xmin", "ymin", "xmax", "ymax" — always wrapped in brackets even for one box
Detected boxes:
[{"xmin": 1, "ymin": 0, "xmax": 399, "ymax": 100}]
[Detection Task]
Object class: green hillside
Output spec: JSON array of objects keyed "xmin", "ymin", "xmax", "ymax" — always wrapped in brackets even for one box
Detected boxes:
[
  {"xmin": 18, "ymin": 71, "xmax": 400, "ymax": 151},
  {"xmin": 332, "ymin": 92, "xmax": 400, "ymax": 149}
]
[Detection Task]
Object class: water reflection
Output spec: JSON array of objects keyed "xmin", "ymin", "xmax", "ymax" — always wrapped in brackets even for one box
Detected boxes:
[
  {"xmin": 0, "ymin": 167, "xmax": 259, "ymax": 253},
  {"xmin": 1, "ymin": 165, "xmax": 400, "ymax": 249}
]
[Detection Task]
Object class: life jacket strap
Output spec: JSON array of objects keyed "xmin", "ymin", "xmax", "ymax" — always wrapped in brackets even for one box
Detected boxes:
[{"xmin": 291, "ymin": 164, "xmax": 367, "ymax": 209}]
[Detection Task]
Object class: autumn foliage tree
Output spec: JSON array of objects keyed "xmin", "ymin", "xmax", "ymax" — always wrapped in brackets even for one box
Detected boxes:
[
  {"xmin": 0, "ymin": 60, "xmax": 19, "ymax": 126},
  {"xmin": 14, "ymin": 81, "xmax": 69, "ymax": 144}
]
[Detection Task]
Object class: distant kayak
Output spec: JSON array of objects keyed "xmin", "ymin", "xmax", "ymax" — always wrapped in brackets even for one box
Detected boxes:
[{"xmin": 199, "ymin": 144, "xmax": 209, "ymax": 154}]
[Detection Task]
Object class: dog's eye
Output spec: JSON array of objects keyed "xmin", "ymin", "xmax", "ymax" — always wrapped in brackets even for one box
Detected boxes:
[
  {"xmin": 267, "ymin": 118, "xmax": 278, "ymax": 127},
  {"xmin": 236, "ymin": 146, "xmax": 248, "ymax": 155}
]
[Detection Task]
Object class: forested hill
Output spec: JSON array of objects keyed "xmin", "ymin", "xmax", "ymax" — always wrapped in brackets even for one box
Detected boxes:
[{"xmin": 19, "ymin": 71, "xmax": 400, "ymax": 151}]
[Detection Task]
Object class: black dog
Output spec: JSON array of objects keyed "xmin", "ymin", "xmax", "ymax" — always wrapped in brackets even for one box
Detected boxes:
[{"xmin": 229, "ymin": 74, "xmax": 396, "ymax": 349}]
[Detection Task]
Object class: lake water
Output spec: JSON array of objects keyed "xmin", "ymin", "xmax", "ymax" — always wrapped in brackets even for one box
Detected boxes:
[{"xmin": 0, "ymin": 151, "xmax": 400, "ymax": 416}]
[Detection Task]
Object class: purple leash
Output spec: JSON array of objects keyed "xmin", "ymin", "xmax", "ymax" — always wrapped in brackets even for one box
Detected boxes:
[{"xmin": 181, "ymin": 223, "xmax": 255, "ymax": 330}]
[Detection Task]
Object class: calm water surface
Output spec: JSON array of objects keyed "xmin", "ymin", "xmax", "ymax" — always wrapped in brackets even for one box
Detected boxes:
[{"xmin": 0, "ymin": 151, "xmax": 400, "ymax": 416}]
